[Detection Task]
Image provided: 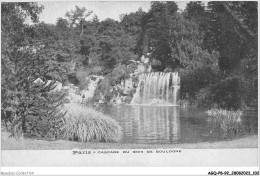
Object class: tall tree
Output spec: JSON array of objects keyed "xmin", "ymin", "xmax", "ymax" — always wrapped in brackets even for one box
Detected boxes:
[
  {"xmin": 65, "ymin": 5, "xmax": 93, "ymax": 38},
  {"xmin": 136, "ymin": 1, "xmax": 179, "ymax": 69},
  {"xmin": 65, "ymin": 6, "xmax": 94, "ymax": 67},
  {"xmin": 1, "ymin": 2, "xmax": 65, "ymax": 138},
  {"xmin": 120, "ymin": 7, "xmax": 144, "ymax": 38},
  {"xmin": 136, "ymin": 2, "xmax": 219, "ymax": 98},
  {"xmin": 184, "ymin": 1, "xmax": 258, "ymax": 109}
]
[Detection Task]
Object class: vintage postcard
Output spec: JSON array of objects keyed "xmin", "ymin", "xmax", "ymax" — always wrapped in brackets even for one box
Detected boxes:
[{"xmin": 1, "ymin": 1, "xmax": 259, "ymax": 175}]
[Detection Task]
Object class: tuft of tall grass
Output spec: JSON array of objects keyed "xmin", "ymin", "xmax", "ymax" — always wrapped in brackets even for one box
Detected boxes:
[
  {"xmin": 206, "ymin": 109, "xmax": 242, "ymax": 121},
  {"xmin": 60, "ymin": 103, "xmax": 122, "ymax": 142},
  {"xmin": 205, "ymin": 108, "xmax": 243, "ymax": 135}
]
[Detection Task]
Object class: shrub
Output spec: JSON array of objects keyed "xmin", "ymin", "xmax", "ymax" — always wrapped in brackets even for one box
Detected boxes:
[
  {"xmin": 111, "ymin": 64, "xmax": 128, "ymax": 84},
  {"xmin": 206, "ymin": 108, "xmax": 243, "ymax": 136},
  {"xmin": 180, "ymin": 69, "xmax": 218, "ymax": 97},
  {"xmin": 76, "ymin": 69, "xmax": 91, "ymax": 91},
  {"xmin": 68, "ymin": 72, "xmax": 80, "ymax": 86},
  {"xmin": 195, "ymin": 86, "xmax": 216, "ymax": 109},
  {"xmin": 195, "ymin": 77, "xmax": 242, "ymax": 110},
  {"xmin": 91, "ymin": 77, "xmax": 114, "ymax": 103},
  {"xmin": 60, "ymin": 103, "xmax": 121, "ymax": 142},
  {"xmin": 90, "ymin": 66, "xmax": 104, "ymax": 75}
]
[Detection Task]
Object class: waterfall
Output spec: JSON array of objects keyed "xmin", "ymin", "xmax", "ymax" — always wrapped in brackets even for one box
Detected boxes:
[{"xmin": 131, "ymin": 72, "xmax": 180, "ymax": 105}]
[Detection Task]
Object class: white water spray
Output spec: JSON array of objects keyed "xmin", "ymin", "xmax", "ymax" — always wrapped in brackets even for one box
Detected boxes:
[{"xmin": 131, "ymin": 72, "xmax": 180, "ymax": 105}]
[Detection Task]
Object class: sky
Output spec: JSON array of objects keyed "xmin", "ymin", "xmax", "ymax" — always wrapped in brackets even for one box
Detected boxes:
[{"xmin": 38, "ymin": 1, "xmax": 188, "ymax": 24}]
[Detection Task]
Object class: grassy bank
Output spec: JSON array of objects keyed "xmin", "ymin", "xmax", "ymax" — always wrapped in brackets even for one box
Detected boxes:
[{"xmin": 1, "ymin": 131, "xmax": 257, "ymax": 150}]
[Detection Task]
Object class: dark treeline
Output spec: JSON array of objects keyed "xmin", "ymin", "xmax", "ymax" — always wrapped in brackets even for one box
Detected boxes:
[{"xmin": 1, "ymin": 2, "xmax": 257, "ymax": 137}]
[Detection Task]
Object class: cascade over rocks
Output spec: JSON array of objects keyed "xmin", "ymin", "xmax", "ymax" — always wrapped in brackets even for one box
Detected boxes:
[
  {"xmin": 131, "ymin": 72, "xmax": 180, "ymax": 105},
  {"xmin": 33, "ymin": 56, "xmax": 180, "ymax": 106},
  {"xmin": 109, "ymin": 56, "xmax": 152, "ymax": 105}
]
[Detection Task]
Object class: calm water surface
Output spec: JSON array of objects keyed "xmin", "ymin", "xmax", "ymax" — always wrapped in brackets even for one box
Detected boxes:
[{"xmin": 103, "ymin": 105, "xmax": 257, "ymax": 144}]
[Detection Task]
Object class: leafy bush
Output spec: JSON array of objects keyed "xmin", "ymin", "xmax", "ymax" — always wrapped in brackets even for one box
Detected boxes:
[
  {"xmin": 110, "ymin": 64, "xmax": 128, "ymax": 84},
  {"xmin": 195, "ymin": 86, "xmax": 216, "ymax": 108},
  {"xmin": 61, "ymin": 103, "xmax": 122, "ymax": 142},
  {"xmin": 180, "ymin": 60, "xmax": 220, "ymax": 100},
  {"xmin": 92, "ymin": 77, "xmax": 113, "ymax": 103},
  {"xmin": 68, "ymin": 72, "xmax": 80, "ymax": 86},
  {"xmin": 206, "ymin": 108, "xmax": 243, "ymax": 136},
  {"xmin": 76, "ymin": 69, "xmax": 91, "ymax": 90},
  {"xmin": 90, "ymin": 65, "xmax": 104, "ymax": 75},
  {"xmin": 196, "ymin": 76, "xmax": 242, "ymax": 110}
]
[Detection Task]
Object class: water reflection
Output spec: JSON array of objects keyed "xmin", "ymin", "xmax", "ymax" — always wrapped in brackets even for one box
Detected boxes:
[
  {"xmin": 105, "ymin": 105, "xmax": 257, "ymax": 144},
  {"xmin": 111, "ymin": 105, "xmax": 180, "ymax": 144}
]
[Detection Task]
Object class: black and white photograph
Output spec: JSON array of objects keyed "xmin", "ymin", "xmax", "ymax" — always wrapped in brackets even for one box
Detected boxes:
[{"xmin": 1, "ymin": 0, "xmax": 259, "ymax": 175}]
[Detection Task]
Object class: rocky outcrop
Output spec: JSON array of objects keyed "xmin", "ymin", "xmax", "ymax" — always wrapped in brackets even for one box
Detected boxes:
[
  {"xmin": 32, "ymin": 55, "xmax": 153, "ymax": 106},
  {"xmin": 109, "ymin": 55, "xmax": 152, "ymax": 105},
  {"xmin": 33, "ymin": 76, "xmax": 104, "ymax": 105},
  {"xmin": 128, "ymin": 58, "xmax": 151, "ymax": 75},
  {"xmin": 80, "ymin": 75, "xmax": 103, "ymax": 101},
  {"xmin": 63, "ymin": 75, "xmax": 104, "ymax": 104}
]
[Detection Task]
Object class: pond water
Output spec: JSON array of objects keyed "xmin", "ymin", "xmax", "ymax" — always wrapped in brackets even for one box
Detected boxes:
[{"xmin": 102, "ymin": 105, "xmax": 257, "ymax": 144}]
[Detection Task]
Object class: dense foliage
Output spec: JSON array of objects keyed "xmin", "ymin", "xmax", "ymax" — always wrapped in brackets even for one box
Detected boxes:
[
  {"xmin": 183, "ymin": 1, "xmax": 257, "ymax": 109},
  {"xmin": 1, "ymin": 2, "xmax": 257, "ymax": 138},
  {"xmin": 1, "ymin": 2, "xmax": 66, "ymax": 138}
]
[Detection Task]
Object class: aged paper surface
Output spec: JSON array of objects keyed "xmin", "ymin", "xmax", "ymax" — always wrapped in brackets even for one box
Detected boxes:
[{"xmin": 1, "ymin": 0, "xmax": 259, "ymax": 175}]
